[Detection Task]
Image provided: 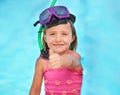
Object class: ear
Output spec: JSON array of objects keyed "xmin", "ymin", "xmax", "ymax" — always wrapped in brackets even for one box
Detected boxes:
[{"xmin": 71, "ymin": 35, "xmax": 75, "ymax": 42}]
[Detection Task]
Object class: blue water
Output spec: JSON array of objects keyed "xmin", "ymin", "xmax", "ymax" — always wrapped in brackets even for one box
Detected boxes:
[{"xmin": 0, "ymin": 0, "xmax": 120, "ymax": 95}]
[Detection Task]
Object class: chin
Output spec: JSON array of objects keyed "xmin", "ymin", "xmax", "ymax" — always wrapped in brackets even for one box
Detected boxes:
[{"xmin": 54, "ymin": 50, "xmax": 66, "ymax": 55}]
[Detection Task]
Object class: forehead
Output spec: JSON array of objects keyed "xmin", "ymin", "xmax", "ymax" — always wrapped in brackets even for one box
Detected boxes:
[{"xmin": 45, "ymin": 22, "xmax": 72, "ymax": 33}]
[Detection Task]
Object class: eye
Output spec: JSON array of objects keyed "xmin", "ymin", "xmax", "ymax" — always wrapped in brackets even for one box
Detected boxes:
[
  {"xmin": 49, "ymin": 33, "xmax": 55, "ymax": 35},
  {"xmin": 62, "ymin": 33, "xmax": 68, "ymax": 35}
]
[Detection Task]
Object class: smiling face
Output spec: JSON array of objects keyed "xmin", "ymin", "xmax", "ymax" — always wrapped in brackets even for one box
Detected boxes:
[{"xmin": 44, "ymin": 22, "xmax": 75, "ymax": 55}]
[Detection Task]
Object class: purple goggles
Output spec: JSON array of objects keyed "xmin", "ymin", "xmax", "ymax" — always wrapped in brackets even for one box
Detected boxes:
[{"xmin": 39, "ymin": 6, "xmax": 70, "ymax": 26}]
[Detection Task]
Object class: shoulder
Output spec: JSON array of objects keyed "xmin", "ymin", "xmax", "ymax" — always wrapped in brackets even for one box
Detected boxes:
[
  {"xmin": 35, "ymin": 57, "xmax": 47, "ymax": 72},
  {"xmin": 73, "ymin": 51, "xmax": 81, "ymax": 60},
  {"xmin": 67, "ymin": 50, "xmax": 81, "ymax": 60}
]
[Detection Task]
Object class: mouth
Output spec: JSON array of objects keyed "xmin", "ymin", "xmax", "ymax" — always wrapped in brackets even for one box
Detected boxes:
[{"xmin": 53, "ymin": 44, "xmax": 64, "ymax": 47}]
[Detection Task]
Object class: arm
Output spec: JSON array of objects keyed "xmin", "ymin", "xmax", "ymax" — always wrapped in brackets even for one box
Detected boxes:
[
  {"xmin": 29, "ymin": 57, "xmax": 45, "ymax": 95},
  {"xmin": 61, "ymin": 50, "xmax": 83, "ymax": 71},
  {"xmin": 48, "ymin": 49, "xmax": 82, "ymax": 71}
]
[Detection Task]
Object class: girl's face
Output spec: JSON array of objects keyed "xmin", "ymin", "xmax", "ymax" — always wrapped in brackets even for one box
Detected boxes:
[{"xmin": 44, "ymin": 22, "xmax": 75, "ymax": 55}]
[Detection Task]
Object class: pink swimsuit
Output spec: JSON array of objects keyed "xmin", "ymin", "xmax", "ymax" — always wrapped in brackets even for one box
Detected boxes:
[{"xmin": 43, "ymin": 60, "xmax": 83, "ymax": 95}]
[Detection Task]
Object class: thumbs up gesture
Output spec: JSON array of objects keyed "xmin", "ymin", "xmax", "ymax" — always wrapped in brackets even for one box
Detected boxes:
[{"xmin": 48, "ymin": 49, "xmax": 63, "ymax": 69}]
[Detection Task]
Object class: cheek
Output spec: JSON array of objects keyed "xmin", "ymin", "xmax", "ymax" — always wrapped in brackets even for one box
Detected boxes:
[
  {"xmin": 45, "ymin": 36, "xmax": 53, "ymax": 47},
  {"xmin": 47, "ymin": 37, "xmax": 53, "ymax": 42},
  {"xmin": 65, "ymin": 37, "xmax": 73, "ymax": 45}
]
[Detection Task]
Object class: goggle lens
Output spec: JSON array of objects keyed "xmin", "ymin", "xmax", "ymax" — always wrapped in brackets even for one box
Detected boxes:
[{"xmin": 39, "ymin": 6, "xmax": 70, "ymax": 26}]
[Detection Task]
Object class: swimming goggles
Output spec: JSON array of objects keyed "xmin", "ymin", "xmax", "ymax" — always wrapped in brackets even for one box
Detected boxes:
[{"xmin": 39, "ymin": 6, "xmax": 70, "ymax": 26}]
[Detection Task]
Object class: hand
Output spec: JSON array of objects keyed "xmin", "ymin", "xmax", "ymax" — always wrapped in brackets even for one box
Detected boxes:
[{"xmin": 48, "ymin": 49, "xmax": 63, "ymax": 69}]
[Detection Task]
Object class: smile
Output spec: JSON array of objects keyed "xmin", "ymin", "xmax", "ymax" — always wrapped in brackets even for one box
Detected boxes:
[{"xmin": 53, "ymin": 44, "xmax": 64, "ymax": 46}]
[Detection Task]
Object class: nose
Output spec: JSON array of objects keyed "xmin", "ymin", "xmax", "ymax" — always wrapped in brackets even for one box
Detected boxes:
[{"xmin": 55, "ymin": 34, "xmax": 61, "ymax": 41}]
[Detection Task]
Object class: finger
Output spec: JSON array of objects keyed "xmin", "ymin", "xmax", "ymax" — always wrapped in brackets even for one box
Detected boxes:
[{"xmin": 49, "ymin": 61, "xmax": 61, "ymax": 69}]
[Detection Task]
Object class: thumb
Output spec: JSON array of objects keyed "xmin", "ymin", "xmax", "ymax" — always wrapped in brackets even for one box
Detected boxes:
[{"xmin": 49, "ymin": 48, "xmax": 54, "ymax": 55}]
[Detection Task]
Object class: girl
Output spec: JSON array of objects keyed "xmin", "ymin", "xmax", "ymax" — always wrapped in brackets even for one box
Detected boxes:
[{"xmin": 29, "ymin": 6, "xmax": 83, "ymax": 95}]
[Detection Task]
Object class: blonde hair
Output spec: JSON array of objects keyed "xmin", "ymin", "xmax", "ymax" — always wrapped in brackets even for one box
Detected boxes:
[{"xmin": 42, "ymin": 20, "xmax": 77, "ymax": 51}]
